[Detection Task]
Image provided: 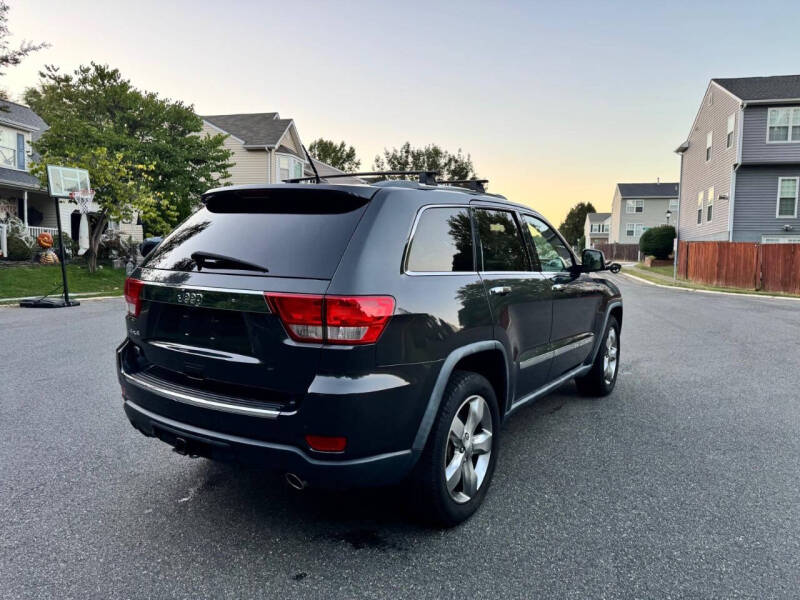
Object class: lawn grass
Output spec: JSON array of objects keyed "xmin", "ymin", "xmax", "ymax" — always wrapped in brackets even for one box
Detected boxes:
[
  {"xmin": 0, "ymin": 262, "xmax": 127, "ymax": 301},
  {"xmin": 637, "ymin": 264, "xmax": 675, "ymax": 278}
]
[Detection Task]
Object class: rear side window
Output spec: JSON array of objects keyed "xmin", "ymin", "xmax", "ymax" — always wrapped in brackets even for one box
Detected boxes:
[
  {"xmin": 474, "ymin": 208, "xmax": 530, "ymax": 272},
  {"xmin": 406, "ymin": 207, "xmax": 474, "ymax": 272},
  {"xmin": 144, "ymin": 190, "xmax": 370, "ymax": 279}
]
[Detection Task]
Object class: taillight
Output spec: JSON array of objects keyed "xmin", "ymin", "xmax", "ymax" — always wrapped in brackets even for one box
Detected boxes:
[
  {"xmin": 265, "ymin": 293, "xmax": 395, "ymax": 345},
  {"xmin": 265, "ymin": 293, "xmax": 324, "ymax": 343},
  {"xmin": 124, "ymin": 278, "xmax": 144, "ymax": 317}
]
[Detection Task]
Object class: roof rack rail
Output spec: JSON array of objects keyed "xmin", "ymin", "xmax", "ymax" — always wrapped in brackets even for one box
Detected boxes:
[
  {"xmin": 285, "ymin": 170, "xmax": 439, "ymax": 185},
  {"xmin": 441, "ymin": 179, "xmax": 489, "ymax": 193}
]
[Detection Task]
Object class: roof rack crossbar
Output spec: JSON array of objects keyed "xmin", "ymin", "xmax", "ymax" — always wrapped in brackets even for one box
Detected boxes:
[
  {"xmin": 285, "ymin": 170, "xmax": 439, "ymax": 185},
  {"xmin": 442, "ymin": 179, "xmax": 488, "ymax": 193}
]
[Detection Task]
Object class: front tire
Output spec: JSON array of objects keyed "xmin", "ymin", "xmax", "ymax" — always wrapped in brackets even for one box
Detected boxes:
[
  {"xmin": 413, "ymin": 370, "xmax": 500, "ymax": 527},
  {"xmin": 575, "ymin": 315, "xmax": 620, "ymax": 397}
]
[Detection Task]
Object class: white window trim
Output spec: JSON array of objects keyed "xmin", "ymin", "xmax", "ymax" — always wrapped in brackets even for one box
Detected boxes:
[
  {"xmin": 766, "ymin": 107, "xmax": 800, "ymax": 144},
  {"xmin": 726, "ymin": 114, "xmax": 735, "ymax": 149},
  {"xmin": 625, "ymin": 199, "xmax": 643, "ymax": 214},
  {"xmin": 0, "ymin": 129, "xmax": 27, "ymax": 172},
  {"xmin": 707, "ymin": 186, "xmax": 714, "ymax": 222},
  {"xmin": 706, "ymin": 131, "xmax": 713, "ymax": 162},
  {"xmin": 276, "ymin": 152, "xmax": 305, "ymax": 183},
  {"xmin": 776, "ymin": 176, "xmax": 799, "ymax": 219}
]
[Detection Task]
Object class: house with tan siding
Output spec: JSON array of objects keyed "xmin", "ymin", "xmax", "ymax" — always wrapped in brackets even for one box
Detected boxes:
[{"xmin": 676, "ymin": 75, "xmax": 800, "ymax": 244}]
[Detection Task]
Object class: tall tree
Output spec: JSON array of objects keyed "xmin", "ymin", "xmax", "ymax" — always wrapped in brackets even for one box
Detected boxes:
[
  {"xmin": 25, "ymin": 63, "xmax": 232, "ymax": 269},
  {"xmin": 0, "ymin": 1, "xmax": 48, "ymax": 80},
  {"xmin": 373, "ymin": 142, "xmax": 476, "ymax": 180},
  {"xmin": 308, "ymin": 138, "xmax": 360, "ymax": 172},
  {"xmin": 558, "ymin": 202, "xmax": 597, "ymax": 247}
]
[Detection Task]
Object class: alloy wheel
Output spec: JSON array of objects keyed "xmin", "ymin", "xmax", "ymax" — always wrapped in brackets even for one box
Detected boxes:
[
  {"xmin": 603, "ymin": 327, "xmax": 618, "ymax": 385},
  {"xmin": 444, "ymin": 395, "xmax": 493, "ymax": 503}
]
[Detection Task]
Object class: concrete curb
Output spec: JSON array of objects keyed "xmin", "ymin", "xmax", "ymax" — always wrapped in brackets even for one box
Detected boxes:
[
  {"xmin": 0, "ymin": 294, "xmax": 122, "ymax": 307},
  {"xmin": 619, "ymin": 271, "xmax": 800, "ymax": 302}
]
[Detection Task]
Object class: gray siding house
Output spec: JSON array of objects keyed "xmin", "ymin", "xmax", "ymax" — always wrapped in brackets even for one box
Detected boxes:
[
  {"xmin": 676, "ymin": 75, "xmax": 800, "ymax": 243},
  {"xmin": 609, "ymin": 182, "xmax": 679, "ymax": 244},
  {"xmin": 584, "ymin": 212, "xmax": 611, "ymax": 248}
]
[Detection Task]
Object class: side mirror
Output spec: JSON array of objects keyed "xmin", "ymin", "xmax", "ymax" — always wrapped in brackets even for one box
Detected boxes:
[
  {"xmin": 608, "ymin": 263, "xmax": 621, "ymax": 273},
  {"xmin": 581, "ymin": 249, "xmax": 605, "ymax": 272}
]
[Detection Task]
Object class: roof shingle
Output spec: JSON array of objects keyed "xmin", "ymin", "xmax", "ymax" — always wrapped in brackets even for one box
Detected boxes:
[
  {"xmin": 617, "ymin": 182, "xmax": 678, "ymax": 198},
  {"xmin": 202, "ymin": 113, "xmax": 293, "ymax": 147},
  {"xmin": 713, "ymin": 75, "xmax": 800, "ymax": 102}
]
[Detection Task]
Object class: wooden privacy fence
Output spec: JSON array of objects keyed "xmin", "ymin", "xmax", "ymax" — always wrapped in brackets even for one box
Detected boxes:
[
  {"xmin": 677, "ymin": 241, "xmax": 800, "ymax": 294},
  {"xmin": 594, "ymin": 242, "xmax": 640, "ymax": 262}
]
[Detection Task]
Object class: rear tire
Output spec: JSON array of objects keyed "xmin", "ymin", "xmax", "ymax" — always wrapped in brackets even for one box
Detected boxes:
[
  {"xmin": 412, "ymin": 370, "xmax": 500, "ymax": 528},
  {"xmin": 575, "ymin": 316, "xmax": 620, "ymax": 397}
]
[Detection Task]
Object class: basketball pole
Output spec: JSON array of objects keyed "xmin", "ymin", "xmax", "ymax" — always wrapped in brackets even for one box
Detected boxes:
[{"xmin": 53, "ymin": 193, "xmax": 72, "ymax": 305}]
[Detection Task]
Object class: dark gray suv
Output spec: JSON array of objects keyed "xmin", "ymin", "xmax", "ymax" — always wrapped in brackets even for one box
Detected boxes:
[{"xmin": 117, "ymin": 177, "xmax": 622, "ymax": 526}]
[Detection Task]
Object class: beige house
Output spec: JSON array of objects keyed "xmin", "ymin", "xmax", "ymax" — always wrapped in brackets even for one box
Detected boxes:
[{"xmin": 609, "ymin": 182, "xmax": 679, "ymax": 244}]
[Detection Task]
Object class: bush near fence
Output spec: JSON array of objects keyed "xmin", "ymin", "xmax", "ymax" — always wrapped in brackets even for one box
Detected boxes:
[
  {"xmin": 593, "ymin": 242, "xmax": 639, "ymax": 262},
  {"xmin": 677, "ymin": 241, "xmax": 800, "ymax": 294}
]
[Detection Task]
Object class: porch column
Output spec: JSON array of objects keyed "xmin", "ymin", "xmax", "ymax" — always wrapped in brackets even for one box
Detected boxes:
[{"xmin": 23, "ymin": 190, "xmax": 28, "ymax": 226}]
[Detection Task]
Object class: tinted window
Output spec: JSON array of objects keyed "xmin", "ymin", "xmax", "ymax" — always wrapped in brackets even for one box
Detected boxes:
[
  {"xmin": 474, "ymin": 209, "xmax": 530, "ymax": 272},
  {"xmin": 523, "ymin": 215, "xmax": 573, "ymax": 272},
  {"xmin": 406, "ymin": 207, "xmax": 474, "ymax": 272},
  {"xmin": 144, "ymin": 190, "xmax": 370, "ymax": 279}
]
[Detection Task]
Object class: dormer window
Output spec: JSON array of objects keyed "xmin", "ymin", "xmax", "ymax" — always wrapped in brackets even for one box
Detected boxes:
[{"xmin": 767, "ymin": 107, "xmax": 800, "ymax": 142}]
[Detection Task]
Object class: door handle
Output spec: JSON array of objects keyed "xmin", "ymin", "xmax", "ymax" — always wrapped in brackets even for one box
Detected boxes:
[
  {"xmin": 552, "ymin": 283, "xmax": 566, "ymax": 291},
  {"xmin": 489, "ymin": 286, "xmax": 512, "ymax": 296}
]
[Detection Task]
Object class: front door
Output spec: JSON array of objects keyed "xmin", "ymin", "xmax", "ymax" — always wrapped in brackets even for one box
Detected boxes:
[
  {"xmin": 521, "ymin": 214, "xmax": 603, "ymax": 378},
  {"xmin": 473, "ymin": 207, "xmax": 553, "ymax": 400}
]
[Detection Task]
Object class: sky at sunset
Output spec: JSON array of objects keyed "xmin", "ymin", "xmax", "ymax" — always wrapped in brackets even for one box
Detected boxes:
[{"xmin": 5, "ymin": 0, "xmax": 800, "ymax": 224}]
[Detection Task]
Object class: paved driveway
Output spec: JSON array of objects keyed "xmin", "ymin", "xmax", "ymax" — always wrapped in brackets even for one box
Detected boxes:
[{"xmin": 2, "ymin": 277, "xmax": 799, "ymax": 599}]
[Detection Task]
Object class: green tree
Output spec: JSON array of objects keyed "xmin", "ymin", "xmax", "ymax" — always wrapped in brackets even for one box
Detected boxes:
[
  {"xmin": 558, "ymin": 202, "xmax": 597, "ymax": 247},
  {"xmin": 308, "ymin": 138, "xmax": 360, "ymax": 172},
  {"xmin": 30, "ymin": 147, "xmax": 156, "ymax": 272},
  {"xmin": 24, "ymin": 63, "xmax": 232, "ymax": 238},
  {"xmin": 373, "ymin": 142, "xmax": 476, "ymax": 181}
]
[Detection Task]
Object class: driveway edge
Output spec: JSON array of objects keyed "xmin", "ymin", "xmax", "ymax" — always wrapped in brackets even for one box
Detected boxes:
[{"xmin": 619, "ymin": 271, "xmax": 800, "ymax": 302}]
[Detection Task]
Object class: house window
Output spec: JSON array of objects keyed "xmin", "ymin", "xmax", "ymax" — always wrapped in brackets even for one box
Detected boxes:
[
  {"xmin": 277, "ymin": 154, "xmax": 304, "ymax": 182},
  {"xmin": 697, "ymin": 191, "xmax": 703, "ymax": 225},
  {"xmin": 767, "ymin": 107, "xmax": 800, "ymax": 143},
  {"xmin": 762, "ymin": 235, "xmax": 800, "ymax": 244},
  {"xmin": 669, "ymin": 199, "xmax": 679, "ymax": 212},
  {"xmin": 602, "ymin": 223, "xmax": 609, "ymax": 233},
  {"xmin": 776, "ymin": 177, "xmax": 798, "ymax": 218},
  {"xmin": 706, "ymin": 131, "xmax": 712, "ymax": 161},
  {"xmin": 707, "ymin": 186, "xmax": 714, "ymax": 222},
  {"xmin": 626, "ymin": 223, "xmax": 645, "ymax": 237},
  {"xmin": 0, "ymin": 127, "xmax": 23, "ymax": 170},
  {"xmin": 727, "ymin": 114, "xmax": 735, "ymax": 149},
  {"xmin": 626, "ymin": 199, "xmax": 643, "ymax": 213}
]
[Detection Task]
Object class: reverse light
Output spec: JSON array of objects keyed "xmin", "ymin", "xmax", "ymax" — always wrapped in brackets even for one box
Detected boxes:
[
  {"xmin": 124, "ymin": 278, "xmax": 145, "ymax": 317},
  {"xmin": 305, "ymin": 435, "xmax": 347, "ymax": 453},
  {"xmin": 265, "ymin": 293, "xmax": 395, "ymax": 345}
]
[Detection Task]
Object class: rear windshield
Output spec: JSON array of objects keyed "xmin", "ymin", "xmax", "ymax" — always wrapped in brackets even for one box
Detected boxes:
[{"xmin": 144, "ymin": 191, "xmax": 370, "ymax": 279}]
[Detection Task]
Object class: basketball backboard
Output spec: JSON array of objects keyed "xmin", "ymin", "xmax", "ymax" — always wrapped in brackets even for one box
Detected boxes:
[{"xmin": 46, "ymin": 165, "xmax": 91, "ymax": 198}]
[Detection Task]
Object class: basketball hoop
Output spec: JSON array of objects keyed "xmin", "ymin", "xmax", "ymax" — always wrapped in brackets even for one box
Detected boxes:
[{"xmin": 70, "ymin": 189, "xmax": 95, "ymax": 214}]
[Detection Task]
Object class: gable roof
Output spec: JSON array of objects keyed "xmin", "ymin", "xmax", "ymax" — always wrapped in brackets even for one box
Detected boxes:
[
  {"xmin": 712, "ymin": 75, "xmax": 800, "ymax": 102},
  {"xmin": 587, "ymin": 212, "xmax": 611, "ymax": 223},
  {"xmin": 617, "ymin": 182, "xmax": 678, "ymax": 198},
  {"xmin": 202, "ymin": 112, "xmax": 293, "ymax": 147},
  {"xmin": 0, "ymin": 100, "xmax": 47, "ymax": 139}
]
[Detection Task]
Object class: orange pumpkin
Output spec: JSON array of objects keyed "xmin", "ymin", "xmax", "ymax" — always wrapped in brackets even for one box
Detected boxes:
[{"xmin": 37, "ymin": 232, "xmax": 54, "ymax": 249}]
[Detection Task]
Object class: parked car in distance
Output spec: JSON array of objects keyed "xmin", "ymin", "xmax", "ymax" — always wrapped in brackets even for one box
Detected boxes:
[{"xmin": 117, "ymin": 178, "xmax": 622, "ymax": 526}]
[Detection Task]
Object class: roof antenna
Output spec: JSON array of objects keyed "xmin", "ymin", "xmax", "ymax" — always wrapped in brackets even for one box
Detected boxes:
[{"xmin": 302, "ymin": 145, "xmax": 321, "ymax": 183}]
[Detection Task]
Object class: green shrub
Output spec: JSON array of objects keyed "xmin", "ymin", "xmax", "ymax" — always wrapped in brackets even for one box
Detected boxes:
[
  {"xmin": 6, "ymin": 235, "xmax": 33, "ymax": 261},
  {"xmin": 52, "ymin": 231, "xmax": 77, "ymax": 257},
  {"xmin": 639, "ymin": 225, "xmax": 676, "ymax": 259}
]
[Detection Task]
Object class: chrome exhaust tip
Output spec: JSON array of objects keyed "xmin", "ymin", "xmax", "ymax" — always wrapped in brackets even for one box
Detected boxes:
[{"xmin": 285, "ymin": 472, "xmax": 307, "ymax": 491}]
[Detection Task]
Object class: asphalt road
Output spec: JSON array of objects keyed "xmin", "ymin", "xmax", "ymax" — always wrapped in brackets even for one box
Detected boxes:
[{"xmin": 2, "ymin": 276, "xmax": 799, "ymax": 599}]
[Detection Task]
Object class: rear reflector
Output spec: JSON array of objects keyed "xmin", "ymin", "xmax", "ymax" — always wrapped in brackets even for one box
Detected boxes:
[
  {"xmin": 124, "ymin": 278, "xmax": 145, "ymax": 317},
  {"xmin": 265, "ymin": 293, "xmax": 394, "ymax": 345},
  {"xmin": 305, "ymin": 435, "xmax": 347, "ymax": 453}
]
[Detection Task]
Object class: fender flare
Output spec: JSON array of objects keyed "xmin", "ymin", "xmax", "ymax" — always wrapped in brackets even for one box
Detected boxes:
[
  {"xmin": 410, "ymin": 340, "xmax": 510, "ymax": 461},
  {"xmin": 586, "ymin": 300, "xmax": 623, "ymax": 365}
]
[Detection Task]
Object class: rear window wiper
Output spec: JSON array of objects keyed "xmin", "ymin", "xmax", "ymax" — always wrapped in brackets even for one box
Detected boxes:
[{"xmin": 190, "ymin": 251, "xmax": 269, "ymax": 273}]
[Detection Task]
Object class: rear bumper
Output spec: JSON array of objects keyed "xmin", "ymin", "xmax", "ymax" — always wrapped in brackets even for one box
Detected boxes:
[{"xmin": 124, "ymin": 399, "xmax": 415, "ymax": 487}]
